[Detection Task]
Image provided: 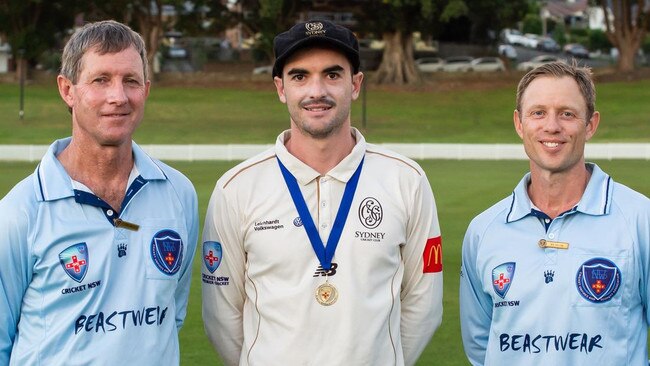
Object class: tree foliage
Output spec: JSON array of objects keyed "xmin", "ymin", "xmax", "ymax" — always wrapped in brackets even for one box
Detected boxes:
[
  {"xmin": 226, "ymin": 0, "xmax": 300, "ymax": 63},
  {"xmin": 0, "ymin": 0, "xmax": 81, "ymax": 77},
  {"xmin": 358, "ymin": 0, "xmax": 448, "ymax": 85},
  {"xmin": 85, "ymin": 0, "xmax": 192, "ymax": 79},
  {"xmin": 359, "ymin": 0, "xmax": 528, "ymax": 85}
]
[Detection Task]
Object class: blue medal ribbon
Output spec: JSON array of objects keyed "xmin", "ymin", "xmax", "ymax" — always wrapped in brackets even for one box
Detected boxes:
[{"xmin": 277, "ymin": 157, "xmax": 364, "ymax": 270}]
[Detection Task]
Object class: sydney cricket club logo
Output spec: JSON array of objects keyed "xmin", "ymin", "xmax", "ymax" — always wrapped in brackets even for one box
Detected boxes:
[
  {"xmin": 59, "ymin": 243, "xmax": 89, "ymax": 283},
  {"xmin": 151, "ymin": 229, "xmax": 184, "ymax": 275}
]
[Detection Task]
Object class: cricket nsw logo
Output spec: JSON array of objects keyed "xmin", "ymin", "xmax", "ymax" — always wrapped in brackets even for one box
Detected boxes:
[
  {"xmin": 203, "ymin": 241, "xmax": 222, "ymax": 274},
  {"xmin": 358, "ymin": 197, "xmax": 383, "ymax": 229},
  {"xmin": 492, "ymin": 262, "xmax": 516, "ymax": 299},
  {"xmin": 59, "ymin": 242, "xmax": 89, "ymax": 283}
]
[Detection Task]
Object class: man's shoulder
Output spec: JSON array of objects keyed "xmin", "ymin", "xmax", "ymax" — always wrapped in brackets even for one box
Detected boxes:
[
  {"xmin": 364, "ymin": 143, "xmax": 425, "ymax": 176},
  {"xmin": 467, "ymin": 195, "xmax": 514, "ymax": 233},
  {"xmin": 147, "ymin": 158, "xmax": 196, "ymax": 195},
  {"xmin": 217, "ymin": 147, "xmax": 277, "ymax": 190},
  {"xmin": 0, "ymin": 172, "xmax": 39, "ymax": 223},
  {"xmin": 610, "ymin": 180, "xmax": 650, "ymax": 215}
]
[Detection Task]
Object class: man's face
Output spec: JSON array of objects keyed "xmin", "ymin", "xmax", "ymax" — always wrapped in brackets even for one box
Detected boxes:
[
  {"xmin": 514, "ymin": 76, "xmax": 599, "ymax": 176},
  {"xmin": 57, "ymin": 46, "xmax": 150, "ymax": 147},
  {"xmin": 273, "ymin": 47, "xmax": 363, "ymax": 139}
]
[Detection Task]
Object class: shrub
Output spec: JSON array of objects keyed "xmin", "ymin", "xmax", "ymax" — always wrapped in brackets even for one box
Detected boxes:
[{"xmin": 588, "ymin": 29, "xmax": 612, "ymax": 52}]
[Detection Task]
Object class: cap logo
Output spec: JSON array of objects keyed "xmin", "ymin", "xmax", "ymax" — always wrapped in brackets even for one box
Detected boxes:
[{"xmin": 305, "ymin": 22, "xmax": 326, "ymax": 36}]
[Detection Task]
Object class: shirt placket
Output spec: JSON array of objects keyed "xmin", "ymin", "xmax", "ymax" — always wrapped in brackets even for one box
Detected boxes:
[{"xmin": 318, "ymin": 176, "xmax": 332, "ymax": 246}]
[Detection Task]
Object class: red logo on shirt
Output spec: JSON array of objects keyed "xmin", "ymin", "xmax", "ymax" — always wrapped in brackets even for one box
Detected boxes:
[{"xmin": 423, "ymin": 236, "xmax": 442, "ymax": 273}]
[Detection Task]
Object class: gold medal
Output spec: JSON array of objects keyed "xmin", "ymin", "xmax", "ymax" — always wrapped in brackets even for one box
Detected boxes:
[{"xmin": 315, "ymin": 282, "xmax": 338, "ymax": 306}]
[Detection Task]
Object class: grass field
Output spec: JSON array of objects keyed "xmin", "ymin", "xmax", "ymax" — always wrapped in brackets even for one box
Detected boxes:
[
  {"xmin": 1, "ymin": 159, "xmax": 648, "ymax": 365},
  {"xmin": 0, "ymin": 78, "xmax": 649, "ymax": 144},
  {"xmin": 1, "ymin": 74, "xmax": 648, "ymax": 364}
]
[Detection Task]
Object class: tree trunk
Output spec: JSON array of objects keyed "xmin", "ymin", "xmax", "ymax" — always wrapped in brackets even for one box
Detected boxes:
[
  {"xmin": 135, "ymin": 0, "xmax": 163, "ymax": 81},
  {"xmin": 375, "ymin": 31, "xmax": 421, "ymax": 85},
  {"xmin": 616, "ymin": 41, "xmax": 637, "ymax": 72},
  {"xmin": 600, "ymin": 0, "xmax": 648, "ymax": 72}
]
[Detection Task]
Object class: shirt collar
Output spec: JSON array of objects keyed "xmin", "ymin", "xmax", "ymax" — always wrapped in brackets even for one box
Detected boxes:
[
  {"xmin": 506, "ymin": 163, "xmax": 613, "ymax": 223},
  {"xmin": 274, "ymin": 127, "xmax": 367, "ymax": 185},
  {"xmin": 34, "ymin": 137, "xmax": 167, "ymax": 202}
]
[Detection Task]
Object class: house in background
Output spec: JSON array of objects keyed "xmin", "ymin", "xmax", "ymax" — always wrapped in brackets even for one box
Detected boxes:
[{"xmin": 0, "ymin": 36, "xmax": 11, "ymax": 73}]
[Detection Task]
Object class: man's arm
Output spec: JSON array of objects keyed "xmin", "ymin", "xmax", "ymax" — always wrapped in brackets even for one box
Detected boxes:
[
  {"xmin": 174, "ymin": 184, "xmax": 199, "ymax": 330},
  {"xmin": 459, "ymin": 225, "xmax": 493, "ymax": 366},
  {"xmin": 400, "ymin": 174, "xmax": 443, "ymax": 366},
  {"xmin": 201, "ymin": 184, "xmax": 247, "ymax": 366},
  {"xmin": 0, "ymin": 194, "xmax": 33, "ymax": 364}
]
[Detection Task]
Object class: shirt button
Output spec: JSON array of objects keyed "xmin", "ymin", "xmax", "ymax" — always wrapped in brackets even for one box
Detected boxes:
[
  {"xmin": 544, "ymin": 218, "xmax": 550, "ymax": 224},
  {"xmin": 548, "ymin": 233, "xmax": 555, "ymax": 239},
  {"xmin": 321, "ymin": 223, "xmax": 328, "ymax": 229},
  {"xmin": 107, "ymin": 209, "xmax": 114, "ymax": 216},
  {"xmin": 321, "ymin": 201, "xmax": 327, "ymax": 207}
]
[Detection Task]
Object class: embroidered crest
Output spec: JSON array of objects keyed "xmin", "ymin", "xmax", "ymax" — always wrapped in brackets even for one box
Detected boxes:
[
  {"xmin": 59, "ymin": 243, "xmax": 89, "ymax": 283},
  {"xmin": 305, "ymin": 22, "xmax": 324, "ymax": 33},
  {"xmin": 203, "ymin": 241, "xmax": 222, "ymax": 273},
  {"xmin": 492, "ymin": 262, "xmax": 516, "ymax": 299},
  {"xmin": 576, "ymin": 258, "xmax": 621, "ymax": 303},
  {"xmin": 151, "ymin": 229, "xmax": 183, "ymax": 275},
  {"xmin": 358, "ymin": 197, "xmax": 383, "ymax": 229}
]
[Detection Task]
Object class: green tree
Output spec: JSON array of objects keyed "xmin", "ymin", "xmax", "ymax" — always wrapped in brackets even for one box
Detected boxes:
[
  {"xmin": 360, "ymin": 0, "xmax": 528, "ymax": 85},
  {"xmin": 600, "ymin": 0, "xmax": 649, "ymax": 71},
  {"xmin": 359, "ymin": 0, "xmax": 458, "ymax": 85},
  {"xmin": 85, "ymin": 0, "xmax": 192, "ymax": 78},
  {"xmin": 0, "ymin": 0, "xmax": 80, "ymax": 79},
  {"xmin": 522, "ymin": 13, "xmax": 542, "ymax": 35},
  {"xmin": 464, "ymin": 0, "xmax": 529, "ymax": 43},
  {"xmin": 233, "ymin": 0, "xmax": 300, "ymax": 64}
]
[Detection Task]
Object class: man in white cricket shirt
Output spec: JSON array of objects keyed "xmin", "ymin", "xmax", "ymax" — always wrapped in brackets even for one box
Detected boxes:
[{"xmin": 202, "ymin": 19, "xmax": 444, "ymax": 366}]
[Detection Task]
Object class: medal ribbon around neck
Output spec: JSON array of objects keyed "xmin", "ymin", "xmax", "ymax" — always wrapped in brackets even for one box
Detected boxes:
[{"xmin": 277, "ymin": 157, "xmax": 364, "ymax": 270}]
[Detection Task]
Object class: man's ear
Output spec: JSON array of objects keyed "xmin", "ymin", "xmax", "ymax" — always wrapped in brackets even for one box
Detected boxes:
[
  {"xmin": 585, "ymin": 111, "xmax": 600, "ymax": 141},
  {"xmin": 513, "ymin": 109, "xmax": 524, "ymax": 140},
  {"xmin": 57, "ymin": 75, "xmax": 75, "ymax": 109},
  {"xmin": 351, "ymin": 72, "xmax": 364, "ymax": 101},
  {"xmin": 274, "ymin": 76, "xmax": 287, "ymax": 104}
]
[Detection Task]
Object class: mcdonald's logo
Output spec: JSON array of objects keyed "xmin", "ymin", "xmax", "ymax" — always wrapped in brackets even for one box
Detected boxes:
[{"xmin": 423, "ymin": 236, "xmax": 442, "ymax": 273}]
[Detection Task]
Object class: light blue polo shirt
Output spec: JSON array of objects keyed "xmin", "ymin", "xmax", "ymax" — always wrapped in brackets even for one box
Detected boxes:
[
  {"xmin": 460, "ymin": 163, "xmax": 650, "ymax": 365},
  {"xmin": 0, "ymin": 138, "xmax": 198, "ymax": 365}
]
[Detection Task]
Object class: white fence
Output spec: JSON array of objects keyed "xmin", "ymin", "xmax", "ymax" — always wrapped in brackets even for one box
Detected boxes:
[{"xmin": 0, "ymin": 143, "xmax": 649, "ymax": 162}]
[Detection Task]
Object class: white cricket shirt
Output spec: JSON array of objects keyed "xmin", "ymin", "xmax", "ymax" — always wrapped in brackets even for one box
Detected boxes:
[{"xmin": 202, "ymin": 129, "xmax": 443, "ymax": 366}]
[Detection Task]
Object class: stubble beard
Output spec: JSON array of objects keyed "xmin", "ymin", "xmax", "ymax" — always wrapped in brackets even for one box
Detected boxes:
[{"xmin": 293, "ymin": 97, "xmax": 348, "ymax": 140}]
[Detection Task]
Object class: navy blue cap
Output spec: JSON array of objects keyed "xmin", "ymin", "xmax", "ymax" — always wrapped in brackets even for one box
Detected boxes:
[{"xmin": 272, "ymin": 20, "xmax": 360, "ymax": 78}]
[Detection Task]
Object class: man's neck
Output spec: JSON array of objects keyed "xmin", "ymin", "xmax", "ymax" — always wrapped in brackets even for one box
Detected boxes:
[
  {"xmin": 57, "ymin": 138, "xmax": 134, "ymax": 210},
  {"xmin": 285, "ymin": 127, "xmax": 356, "ymax": 175},
  {"xmin": 527, "ymin": 164, "xmax": 591, "ymax": 219}
]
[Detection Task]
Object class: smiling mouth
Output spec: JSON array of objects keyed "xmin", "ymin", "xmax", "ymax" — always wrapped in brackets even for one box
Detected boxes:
[
  {"xmin": 304, "ymin": 105, "xmax": 332, "ymax": 112},
  {"xmin": 542, "ymin": 141, "xmax": 561, "ymax": 148}
]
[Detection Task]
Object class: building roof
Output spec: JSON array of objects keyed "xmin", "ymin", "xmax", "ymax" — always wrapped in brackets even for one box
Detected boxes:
[{"xmin": 544, "ymin": 0, "xmax": 588, "ymax": 18}]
